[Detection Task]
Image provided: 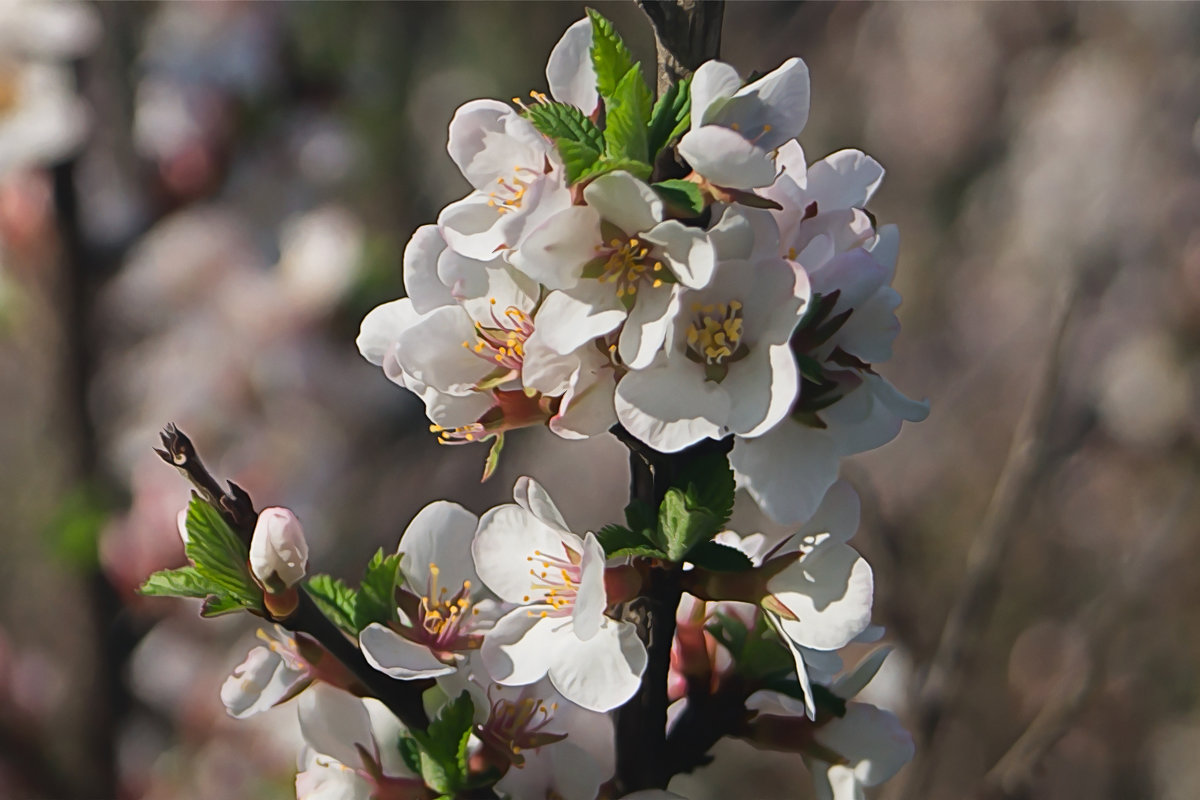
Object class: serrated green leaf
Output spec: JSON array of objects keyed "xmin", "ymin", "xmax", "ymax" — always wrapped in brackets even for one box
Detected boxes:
[
  {"xmin": 603, "ymin": 65, "xmax": 652, "ymax": 164},
  {"xmin": 577, "ymin": 156, "xmax": 652, "ymax": 184},
  {"xmin": 184, "ymin": 498, "xmax": 262, "ymax": 610},
  {"xmin": 624, "ymin": 498, "xmax": 656, "ymax": 535},
  {"xmin": 657, "ymin": 488, "xmax": 722, "ymax": 562},
  {"xmin": 607, "ymin": 544, "xmax": 668, "ymax": 560},
  {"xmin": 524, "ymin": 102, "xmax": 603, "ymax": 151},
  {"xmin": 687, "ymin": 540, "xmax": 754, "ymax": 572},
  {"xmin": 139, "ymin": 566, "xmax": 221, "ymax": 598},
  {"xmin": 596, "ymin": 523, "xmax": 655, "ymax": 557},
  {"xmin": 556, "ymin": 137, "xmax": 602, "ymax": 184},
  {"xmin": 647, "ymin": 76, "xmax": 692, "ymax": 159},
  {"xmin": 354, "ymin": 549, "xmax": 401, "ymax": 632},
  {"xmin": 653, "ymin": 179, "xmax": 705, "ymax": 216},
  {"xmin": 587, "ymin": 8, "xmax": 636, "ymax": 100},
  {"xmin": 676, "ymin": 451, "xmax": 736, "ymax": 527},
  {"xmin": 411, "ymin": 691, "xmax": 474, "ymax": 795},
  {"xmin": 305, "ymin": 574, "xmax": 358, "ymax": 636}
]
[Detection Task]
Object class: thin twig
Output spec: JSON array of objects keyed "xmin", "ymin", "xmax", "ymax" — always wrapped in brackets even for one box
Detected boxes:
[
  {"xmin": 154, "ymin": 425, "xmax": 431, "ymax": 731},
  {"xmin": 901, "ymin": 273, "xmax": 1087, "ymax": 800}
]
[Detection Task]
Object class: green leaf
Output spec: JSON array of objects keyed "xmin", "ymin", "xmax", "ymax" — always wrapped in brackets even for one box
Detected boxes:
[
  {"xmin": 647, "ymin": 76, "xmax": 692, "ymax": 159},
  {"xmin": 687, "ymin": 540, "xmax": 754, "ymax": 572},
  {"xmin": 603, "ymin": 65, "xmax": 652, "ymax": 164},
  {"xmin": 354, "ymin": 549, "xmax": 401, "ymax": 632},
  {"xmin": 576, "ymin": 156, "xmax": 653, "ymax": 184},
  {"xmin": 653, "ymin": 179, "xmax": 705, "ymax": 216},
  {"xmin": 140, "ymin": 566, "xmax": 220, "ymax": 599},
  {"xmin": 411, "ymin": 691, "xmax": 475, "ymax": 795},
  {"xmin": 524, "ymin": 101, "xmax": 603, "ymax": 152},
  {"xmin": 201, "ymin": 594, "xmax": 248, "ymax": 617},
  {"xmin": 556, "ymin": 137, "xmax": 603, "ymax": 184},
  {"xmin": 624, "ymin": 498, "xmax": 657, "ymax": 536},
  {"xmin": 677, "ymin": 452, "xmax": 736, "ymax": 527},
  {"xmin": 657, "ymin": 487, "xmax": 722, "ymax": 562},
  {"xmin": 305, "ymin": 574, "xmax": 358, "ymax": 636},
  {"xmin": 608, "ymin": 543, "xmax": 668, "ymax": 560},
  {"xmin": 707, "ymin": 610, "xmax": 749, "ymax": 656},
  {"xmin": 595, "ymin": 523, "xmax": 657, "ymax": 557},
  {"xmin": 183, "ymin": 498, "xmax": 262, "ymax": 611},
  {"xmin": 398, "ymin": 736, "xmax": 422, "ymax": 776},
  {"xmin": 587, "ymin": 8, "xmax": 636, "ymax": 100},
  {"xmin": 481, "ymin": 432, "xmax": 505, "ymax": 483}
]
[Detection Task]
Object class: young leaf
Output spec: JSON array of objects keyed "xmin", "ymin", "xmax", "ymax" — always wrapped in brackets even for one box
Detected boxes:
[
  {"xmin": 481, "ymin": 432, "xmax": 505, "ymax": 483},
  {"xmin": 677, "ymin": 451, "xmax": 736, "ymax": 527},
  {"xmin": 305, "ymin": 574, "xmax": 358, "ymax": 636},
  {"xmin": 653, "ymin": 179, "xmax": 705, "ymax": 216},
  {"xmin": 596, "ymin": 523, "xmax": 655, "ymax": 557},
  {"xmin": 183, "ymin": 498, "xmax": 262, "ymax": 610},
  {"xmin": 624, "ymin": 498, "xmax": 657, "ymax": 537},
  {"xmin": 657, "ymin": 487, "xmax": 722, "ymax": 562},
  {"xmin": 603, "ymin": 65, "xmax": 652, "ymax": 164},
  {"xmin": 410, "ymin": 691, "xmax": 475, "ymax": 795},
  {"xmin": 687, "ymin": 540, "xmax": 754, "ymax": 572},
  {"xmin": 524, "ymin": 101, "xmax": 603, "ymax": 152},
  {"xmin": 140, "ymin": 566, "xmax": 220, "ymax": 599},
  {"xmin": 647, "ymin": 76, "xmax": 692, "ymax": 160},
  {"xmin": 587, "ymin": 8, "xmax": 636, "ymax": 100},
  {"xmin": 353, "ymin": 549, "xmax": 402, "ymax": 632},
  {"xmin": 576, "ymin": 156, "xmax": 653, "ymax": 184},
  {"xmin": 556, "ymin": 138, "xmax": 603, "ymax": 184},
  {"xmin": 398, "ymin": 736, "xmax": 422, "ymax": 776},
  {"xmin": 201, "ymin": 594, "xmax": 249, "ymax": 617}
]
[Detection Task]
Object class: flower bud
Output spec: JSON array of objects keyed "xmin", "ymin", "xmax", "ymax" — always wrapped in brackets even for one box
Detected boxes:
[{"xmin": 250, "ymin": 507, "xmax": 309, "ymax": 589}]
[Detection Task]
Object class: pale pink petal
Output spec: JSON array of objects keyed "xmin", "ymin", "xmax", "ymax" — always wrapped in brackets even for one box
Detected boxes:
[
  {"xmin": 545, "ymin": 618, "xmax": 647, "ymax": 712},
  {"xmin": 678, "ymin": 125, "xmax": 778, "ymax": 190},
  {"xmin": 690, "ymin": 60, "xmax": 743, "ymax": 128},
  {"xmin": 397, "ymin": 501, "xmax": 480, "ymax": 597},
  {"xmin": 546, "ymin": 18, "xmax": 598, "ymax": 114},
  {"xmin": 582, "ymin": 171, "xmax": 662, "ymax": 237},
  {"xmin": 402, "ymin": 225, "xmax": 454, "ymax": 313},
  {"xmin": 359, "ymin": 624, "xmax": 456, "ymax": 680}
]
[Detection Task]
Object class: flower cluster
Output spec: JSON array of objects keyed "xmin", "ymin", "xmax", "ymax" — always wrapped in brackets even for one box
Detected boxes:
[
  {"xmin": 144, "ymin": 11, "xmax": 926, "ymax": 800},
  {"xmin": 358, "ymin": 14, "xmax": 925, "ymax": 522}
]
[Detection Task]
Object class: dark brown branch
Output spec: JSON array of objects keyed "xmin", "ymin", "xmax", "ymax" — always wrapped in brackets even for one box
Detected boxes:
[
  {"xmin": 154, "ymin": 425, "xmax": 431, "ymax": 731},
  {"xmin": 637, "ymin": 0, "xmax": 725, "ymax": 95}
]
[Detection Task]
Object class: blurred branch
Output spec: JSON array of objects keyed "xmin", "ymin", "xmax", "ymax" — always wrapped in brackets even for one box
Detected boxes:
[
  {"xmin": 901, "ymin": 271, "xmax": 1088, "ymax": 800},
  {"xmin": 979, "ymin": 469, "xmax": 1197, "ymax": 799}
]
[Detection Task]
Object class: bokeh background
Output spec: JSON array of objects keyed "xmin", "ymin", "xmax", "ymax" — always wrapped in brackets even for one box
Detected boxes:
[{"xmin": 1, "ymin": 2, "xmax": 1198, "ymax": 798}]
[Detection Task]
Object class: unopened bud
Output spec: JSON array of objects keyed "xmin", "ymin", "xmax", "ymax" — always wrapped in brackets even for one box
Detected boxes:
[{"xmin": 250, "ymin": 507, "xmax": 309, "ymax": 589}]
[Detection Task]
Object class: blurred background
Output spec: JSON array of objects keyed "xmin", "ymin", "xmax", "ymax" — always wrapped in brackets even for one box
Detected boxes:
[{"xmin": 1, "ymin": 1, "xmax": 1198, "ymax": 798}]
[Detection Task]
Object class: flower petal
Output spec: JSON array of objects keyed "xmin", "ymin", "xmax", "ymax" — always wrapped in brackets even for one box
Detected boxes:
[
  {"xmin": 643, "ymin": 219, "xmax": 716, "ymax": 289},
  {"xmin": 690, "ymin": 60, "xmax": 743, "ymax": 128},
  {"xmin": 546, "ymin": 17, "xmax": 598, "ymax": 114},
  {"xmin": 618, "ymin": 283, "xmax": 679, "ymax": 369},
  {"xmin": 533, "ymin": 287, "xmax": 626, "ymax": 355},
  {"xmin": 298, "ymin": 683, "xmax": 376, "ymax": 767},
  {"xmin": 513, "ymin": 476, "xmax": 570, "ymax": 532},
  {"xmin": 571, "ymin": 532, "xmax": 608, "ymax": 642},
  {"xmin": 770, "ymin": 544, "xmax": 874, "ymax": 651},
  {"xmin": 398, "ymin": 500, "xmax": 480, "ymax": 597},
  {"xmin": 545, "ymin": 618, "xmax": 647, "ymax": 712},
  {"xmin": 359, "ymin": 624, "xmax": 457, "ymax": 680},
  {"xmin": 403, "ymin": 225, "xmax": 454, "ymax": 313},
  {"xmin": 614, "ymin": 361, "xmax": 727, "ymax": 452},
  {"xmin": 481, "ymin": 609, "xmax": 556, "ymax": 687},
  {"xmin": 677, "ymin": 125, "xmax": 778, "ymax": 190},
  {"xmin": 583, "ymin": 171, "xmax": 662, "ymax": 237},
  {"xmin": 474, "ymin": 504, "xmax": 579, "ymax": 603},
  {"xmin": 731, "ymin": 421, "xmax": 839, "ymax": 526}
]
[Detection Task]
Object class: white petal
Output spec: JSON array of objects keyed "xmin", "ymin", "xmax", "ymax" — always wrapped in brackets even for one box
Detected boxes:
[
  {"xmin": 394, "ymin": 305, "xmax": 490, "ymax": 393},
  {"xmin": 398, "ymin": 501, "xmax": 480, "ymax": 597},
  {"xmin": 815, "ymin": 703, "xmax": 914, "ymax": 787},
  {"xmin": 359, "ymin": 624, "xmax": 457, "ymax": 680},
  {"xmin": 725, "ymin": 342, "xmax": 798, "ymax": 438},
  {"xmin": 513, "ymin": 476, "xmax": 570, "ymax": 531},
  {"xmin": 833, "ymin": 646, "xmax": 893, "ymax": 701},
  {"xmin": 677, "ymin": 125, "xmax": 778, "ymax": 190},
  {"xmin": 835, "ymin": 287, "xmax": 901, "ymax": 364},
  {"xmin": 771, "ymin": 545, "xmax": 874, "ymax": 651},
  {"xmin": 534, "ymin": 287, "xmax": 626, "ymax": 355},
  {"xmin": 644, "ymin": 220, "xmax": 716, "ymax": 289},
  {"xmin": 614, "ymin": 362, "xmax": 727, "ymax": 452},
  {"xmin": 298, "ymin": 684, "xmax": 376, "ymax": 767},
  {"xmin": 546, "ymin": 618, "xmax": 647, "ymax": 712},
  {"xmin": 438, "ymin": 193, "xmax": 509, "ymax": 261},
  {"xmin": 474, "ymin": 505, "xmax": 579, "ymax": 603},
  {"xmin": 618, "ymin": 283, "xmax": 679, "ymax": 369},
  {"xmin": 583, "ymin": 171, "xmax": 662, "ymax": 236},
  {"xmin": 806, "ymin": 149, "xmax": 885, "ymax": 212},
  {"xmin": 481, "ymin": 610, "xmax": 557, "ymax": 686},
  {"xmin": 724, "ymin": 57, "xmax": 810, "ymax": 150},
  {"xmin": 690, "ymin": 60, "xmax": 743, "ymax": 128},
  {"xmin": 797, "ymin": 480, "xmax": 862, "ymax": 547},
  {"xmin": 512, "ymin": 205, "xmax": 601, "ymax": 289},
  {"xmin": 551, "ymin": 365, "xmax": 618, "ymax": 440},
  {"xmin": 766, "ymin": 611, "xmax": 816, "ymax": 719},
  {"xmin": 403, "ymin": 225, "xmax": 454, "ymax": 313},
  {"xmin": 547, "ymin": 18, "xmax": 598, "ymax": 114},
  {"xmin": 357, "ymin": 299, "xmax": 417, "ymax": 367},
  {"xmin": 571, "ymin": 532, "xmax": 608, "ymax": 642},
  {"xmin": 731, "ymin": 421, "xmax": 839, "ymax": 526}
]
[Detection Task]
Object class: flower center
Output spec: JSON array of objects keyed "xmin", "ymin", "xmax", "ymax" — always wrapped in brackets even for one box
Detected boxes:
[
  {"xmin": 429, "ymin": 421, "xmax": 487, "ymax": 445},
  {"xmin": 685, "ymin": 301, "xmax": 749, "ymax": 383},
  {"xmin": 523, "ymin": 545, "xmax": 582, "ymax": 616},
  {"xmin": 461, "ymin": 299, "xmax": 535, "ymax": 372},
  {"xmin": 487, "ymin": 166, "xmax": 538, "ymax": 215},
  {"xmin": 417, "ymin": 563, "xmax": 479, "ymax": 651},
  {"xmin": 598, "ymin": 236, "xmax": 667, "ymax": 301},
  {"xmin": 479, "ymin": 694, "xmax": 566, "ymax": 767}
]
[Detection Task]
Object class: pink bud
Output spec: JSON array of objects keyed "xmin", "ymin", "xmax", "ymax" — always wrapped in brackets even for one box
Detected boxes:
[{"xmin": 250, "ymin": 507, "xmax": 309, "ymax": 589}]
